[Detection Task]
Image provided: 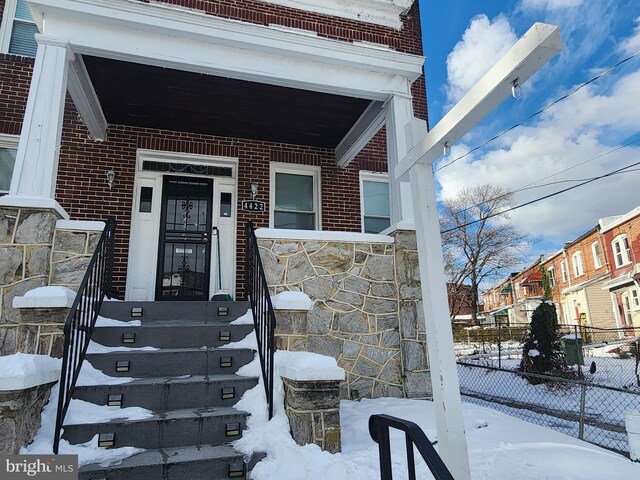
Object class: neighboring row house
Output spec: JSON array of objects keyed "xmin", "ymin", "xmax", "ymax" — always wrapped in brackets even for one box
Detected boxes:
[{"xmin": 483, "ymin": 205, "xmax": 640, "ymax": 332}]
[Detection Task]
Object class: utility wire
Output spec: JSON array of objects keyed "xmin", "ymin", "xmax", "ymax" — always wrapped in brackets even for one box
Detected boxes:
[
  {"xmin": 447, "ymin": 134, "xmax": 640, "ymax": 216},
  {"xmin": 440, "ymin": 159, "xmax": 640, "ymax": 234},
  {"xmin": 435, "ymin": 49, "xmax": 640, "ymax": 173}
]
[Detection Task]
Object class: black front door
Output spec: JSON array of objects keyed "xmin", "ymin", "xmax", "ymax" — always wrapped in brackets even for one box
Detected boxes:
[{"xmin": 156, "ymin": 176, "xmax": 213, "ymax": 300}]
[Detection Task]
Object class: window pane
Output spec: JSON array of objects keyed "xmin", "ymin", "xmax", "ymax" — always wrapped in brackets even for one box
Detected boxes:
[
  {"xmin": 274, "ymin": 211, "xmax": 315, "ymax": 230},
  {"xmin": 363, "ymin": 181, "xmax": 390, "ymax": 217},
  {"xmin": 15, "ymin": 0, "xmax": 34, "ymax": 20},
  {"xmin": 364, "ymin": 216, "xmax": 390, "ymax": 234},
  {"xmin": 9, "ymin": 22, "xmax": 38, "ymax": 56},
  {"xmin": 275, "ymin": 173, "xmax": 313, "ymax": 212},
  {"xmin": 0, "ymin": 147, "xmax": 17, "ymax": 192}
]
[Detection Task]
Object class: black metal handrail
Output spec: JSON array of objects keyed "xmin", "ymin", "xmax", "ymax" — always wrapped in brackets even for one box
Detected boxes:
[
  {"xmin": 53, "ymin": 217, "xmax": 116, "ymax": 454},
  {"xmin": 244, "ymin": 221, "xmax": 276, "ymax": 419},
  {"xmin": 369, "ymin": 414, "xmax": 454, "ymax": 480}
]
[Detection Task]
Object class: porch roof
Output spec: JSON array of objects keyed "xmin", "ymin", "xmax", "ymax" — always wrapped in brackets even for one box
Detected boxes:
[{"xmin": 82, "ymin": 56, "xmax": 371, "ymax": 149}]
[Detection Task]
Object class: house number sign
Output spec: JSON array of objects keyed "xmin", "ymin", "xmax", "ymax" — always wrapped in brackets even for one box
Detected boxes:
[{"xmin": 241, "ymin": 200, "xmax": 265, "ymax": 212}]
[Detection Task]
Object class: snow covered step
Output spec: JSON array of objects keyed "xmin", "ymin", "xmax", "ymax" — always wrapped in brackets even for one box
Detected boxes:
[
  {"xmin": 78, "ymin": 444, "xmax": 263, "ymax": 480},
  {"xmin": 91, "ymin": 323, "xmax": 254, "ymax": 349},
  {"xmin": 99, "ymin": 300, "xmax": 252, "ymax": 324},
  {"xmin": 84, "ymin": 348, "xmax": 255, "ymax": 377},
  {"xmin": 72, "ymin": 374, "xmax": 258, "ymax": 411},
  {"xmin": 62, "ymin": 406, "xmax": 248, "ymax": 449}
]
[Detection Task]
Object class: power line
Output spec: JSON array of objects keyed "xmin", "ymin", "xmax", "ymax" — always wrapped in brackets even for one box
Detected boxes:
[
  {"xmin": 448, "ymin": 134, "xmax": 640, "ymax": 216},
  {"xmin": 440, "ymin": 159, "xmax": 640, "ymax": 234},
  {"xmin": 435, "ymin": 49, "xmax": 640, "ymax": 173}
]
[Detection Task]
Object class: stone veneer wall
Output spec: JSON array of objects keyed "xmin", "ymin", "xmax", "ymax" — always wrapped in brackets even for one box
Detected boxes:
[
  {"xmin": 0, "ymin": 209, "xmax": 101, "ymax": 357},
  {"xmin": 0, "ymin": 208, "xmax": 58, "ymax": 356},
  {"xmin": 258, "ymin": 229, "xmax": 431, "ymax": 400},
  {"xmin": 0, "ymin": 383, "xmax": 54, "ymax": 454}
]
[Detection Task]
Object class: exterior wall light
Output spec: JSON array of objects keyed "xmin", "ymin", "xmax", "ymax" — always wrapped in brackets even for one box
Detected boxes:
[
  {"xmin": 106, "ymin": 169, "xmax": 117, "ymax": 191},
  {"xmin": 512, "ymin": 78, "xmax": 522, "ymax": 99}
]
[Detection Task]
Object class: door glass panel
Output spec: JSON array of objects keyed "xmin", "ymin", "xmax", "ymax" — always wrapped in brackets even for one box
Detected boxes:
[
  {"xmin": 139, "ymin": 187, "xmax": 153, "ymax": 213},
  {"xmin": 157, "ymin": 177, "xmax": 212, "ymax": 300}
]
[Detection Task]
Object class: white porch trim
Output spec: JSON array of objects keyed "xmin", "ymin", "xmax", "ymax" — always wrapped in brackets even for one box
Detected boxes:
[
  {"xmin": 28, "ymin": 0, "xmax": 424, "ymax": 99},
  {"xmin": 67, "ymin": 55, "xmax": 107, "ymax": 141}
]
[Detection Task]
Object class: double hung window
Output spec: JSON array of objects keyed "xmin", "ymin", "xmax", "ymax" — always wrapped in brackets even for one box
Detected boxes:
[
  {"xmin": 271, "ymin": 164, "xmax": 320, "ymax": 230},
  {"xmin": 1, "ymin": 0, "xmax": 38, "ymax": 57}
]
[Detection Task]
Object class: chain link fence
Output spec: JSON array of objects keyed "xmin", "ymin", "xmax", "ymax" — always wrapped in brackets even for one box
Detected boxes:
[
  {"xmin": 458, "ymin": 361, "xmax": 640, "ymax": 455},
  {"xmin": 455, "ymin": 324, "xmax": 640, "ymax": 390}
]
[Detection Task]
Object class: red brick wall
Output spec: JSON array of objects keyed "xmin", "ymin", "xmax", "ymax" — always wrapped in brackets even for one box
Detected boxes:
[
  {"xmin": 602, "ymin": 214, "xmax": 640, "ymax": 278},
  {"xmin": 53, "ymin": 101, "xmax": 371, "ymax": 297},
  {"xmin": 0, "ymin": 55, "xmax": 33, "ymax": 135}
]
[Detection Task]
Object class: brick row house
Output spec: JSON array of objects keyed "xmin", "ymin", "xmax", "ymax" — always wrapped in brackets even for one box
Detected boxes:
[
  {"xmin": 0, "ymin": 0, "xmax": 439, "ymax": 431},
  {"xmin": 483, "ymin": 205, "xmax": 640, "ymax": 333}
]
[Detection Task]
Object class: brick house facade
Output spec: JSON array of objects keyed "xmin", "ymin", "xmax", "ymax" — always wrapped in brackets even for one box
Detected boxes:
[
  {"xmin": 0, "ymin": 0, "xmax": 427, "ymax": 300},
  {"xmin": 600, "ymin": 206, "xmax": 640, "ymax": 330}
]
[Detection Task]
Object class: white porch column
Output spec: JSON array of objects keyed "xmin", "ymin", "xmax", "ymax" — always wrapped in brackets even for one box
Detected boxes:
[
  {"xmin": 9, "ymin": 35, "xmax": 72, "ymax": 199},
  {"xmin": 384, "ymin": 93, "xmax": 415, "ymax": 226},
  {"xmin": 409, "ymin": 162, "xmax": 470, "ymax": 480}
]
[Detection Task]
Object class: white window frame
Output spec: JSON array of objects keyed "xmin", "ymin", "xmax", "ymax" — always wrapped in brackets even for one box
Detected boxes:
[
  {"xmin": 547, "ymin": 266, "xmax": 555, "ymax": 287},
  {"xmin": 269, "ymin": 162, "xmax": 321, "ymax": 230},
  {"xmin": 0, "ymin": 0, "xmax": 37, "ymax": 56},
  {"xmin": 572, "ymin": 251, "xmax": 584, "ymax": 278},
  {"xmin": 632, "ymin": 288, "xmax": 640, "ymax": 310},
  {"xmin": 612, "ymin": 234, "xmax": 632, "ymax": 268},
  {"xmin": 560, "ymin": 260, "xmax": 568, "ymax": 283},
  {"xmin": 592, "ymin": 241, "xmax": 602, "ymax": 269},
  {"xmin": 0, "ymin": 133, "xmax": 19, "ymax": 194},
  {"xmin": 359, "ymin": 171, "xmax": 390, "ymax": 234}
]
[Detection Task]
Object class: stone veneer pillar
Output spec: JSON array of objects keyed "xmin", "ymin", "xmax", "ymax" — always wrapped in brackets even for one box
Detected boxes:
[
  {"xmin": 0, "ymin": 207, "xmax": 60, "ymax": 355},
  {"xmin": 391, "ymin": 228, "xmax": 432, "ymax": 398}
]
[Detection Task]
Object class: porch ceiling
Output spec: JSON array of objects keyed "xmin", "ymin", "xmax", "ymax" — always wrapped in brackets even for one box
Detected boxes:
[{"xmin": 82, "ymin": 56, "xmax": 372, "ymax": 149}]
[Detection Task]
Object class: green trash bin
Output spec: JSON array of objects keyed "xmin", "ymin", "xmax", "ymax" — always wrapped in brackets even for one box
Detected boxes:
[{"xmin": 561, "ymin": 336, "xmax": 584, "ymax": 366}]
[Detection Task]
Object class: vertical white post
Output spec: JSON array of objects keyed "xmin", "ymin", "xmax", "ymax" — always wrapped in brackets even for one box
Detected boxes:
[
  {"xmin": 409, "ymin": 161, "xmax": 471, "ymax": 480},
  {"xmin": 385, "ymin": 93, "xmax": 414, "ymax": 225},
  {"xmin": 10, "ymin": 35, "xmax": 72, "ymax": 198}
]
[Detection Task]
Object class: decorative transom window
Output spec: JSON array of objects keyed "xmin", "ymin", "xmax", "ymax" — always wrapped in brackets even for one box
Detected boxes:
[
  {"xmin": 547, "ymin": 267, "xmax": 555, "ymax": 287},
  {"xmin": 592, "ymin": 241, "xmax": 602, "ymax": 269},
  {"xmin": 360, "ymin": 172, "xmax": 390, "ymax": 234},
  {"xmin": 0, "ymin": 134, "xmax": 19, "ymax": 195},
  {"xmin": 560, "ymin": 261, "xmax": 568, "ymax": 283},
  {"xmin": 572, "ymin": 251, "xmax": 584, "ymax": 278},
  {"xmin": 612, "ymin": 234, "xmax": 631, "ymax": 268},
  {"xmin": 270, "ymin": 163, "xmax": 321, "ymax": 230},
  {"xmin": 0, "ymin": 0, "xmax": 38, "ymax": 57}
]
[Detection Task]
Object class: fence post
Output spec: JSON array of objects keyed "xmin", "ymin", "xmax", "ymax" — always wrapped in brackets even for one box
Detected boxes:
[
  {"xmin": 498, "ymin": 322, "xmax": 502, "ymax": 369},
  {"xmin": 579, "ymin": 383, "xmax": 586, "ymax": 440}
]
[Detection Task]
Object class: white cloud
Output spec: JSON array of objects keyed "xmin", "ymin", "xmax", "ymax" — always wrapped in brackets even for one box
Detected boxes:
[
  {"xmin": 519, "ymin": 0, "xmax": 583, "ymax": 11},
  {"xmin": 444, "ymin": 14, "xmax": 517, "ymax": 104},
  {"xmin": 620, "ymin": 16, "xmax": 640, "ymax": 56},
  {"xmin": 436, "ymin": 68, "xmax": 640, "ymax": 245}
]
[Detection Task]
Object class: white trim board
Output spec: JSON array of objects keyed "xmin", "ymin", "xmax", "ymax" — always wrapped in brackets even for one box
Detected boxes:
[{"xmin": 26, "ymin": 0, "xmax": 423, "ymax": 100}]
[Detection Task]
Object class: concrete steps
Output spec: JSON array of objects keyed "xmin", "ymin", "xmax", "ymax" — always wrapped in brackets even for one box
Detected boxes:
[{"xmin": 68, "ymin": 300, "xmax": 260, "ymax": 480}]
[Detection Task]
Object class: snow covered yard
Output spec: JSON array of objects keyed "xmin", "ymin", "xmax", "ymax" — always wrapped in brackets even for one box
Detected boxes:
[{"xmin": 13, "ymin": 329, "xmax": 640, "ymax": 479}]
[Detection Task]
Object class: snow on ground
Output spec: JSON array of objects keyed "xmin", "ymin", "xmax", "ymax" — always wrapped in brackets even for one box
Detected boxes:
[{"xmin": 14, "ymin": 327, "xmax": 640, "ymax": 477}]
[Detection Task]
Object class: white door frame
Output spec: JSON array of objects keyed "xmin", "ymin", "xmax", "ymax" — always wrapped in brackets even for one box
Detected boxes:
[{"xmin": 126, "ymin": 149, "xmax": 238, "ymax": 301}]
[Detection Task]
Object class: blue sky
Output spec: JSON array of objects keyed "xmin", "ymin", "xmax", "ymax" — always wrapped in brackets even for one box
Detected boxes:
[{"xmin": 418, "ymin": 0, "xmax": 640, "ymax": 266}]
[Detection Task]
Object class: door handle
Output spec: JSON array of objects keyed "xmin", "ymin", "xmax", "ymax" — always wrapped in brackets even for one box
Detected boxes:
[{"xmin": 202, "ymin": 232, "xmax": 209, "ymax": 243}]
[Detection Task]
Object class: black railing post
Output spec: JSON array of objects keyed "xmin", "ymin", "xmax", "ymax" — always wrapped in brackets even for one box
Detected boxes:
[
  {"xmin": 244, "ymin": 221, "xmax": 276, "ymax": 420},
  {"xmin": 369, "ymin": 414, "xmax": 454, "ymax": 480},
  {"xmin": 53, "ymin": 217, "xmax": 116, "ymax": 453}
]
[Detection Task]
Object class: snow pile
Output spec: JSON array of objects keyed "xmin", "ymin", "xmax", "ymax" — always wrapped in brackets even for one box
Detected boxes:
[
  {"xmin": 271, "ymin": 291, "xmax": 313, "ymax": 311},
  {"xmin": 95, "ymin": 315, "xmax": 141, "ymax": 327},
  {"xmin": 22, "ymin": 385, "xmax": 144, "ymax": 467},
  {"xmin": 86, "ymin": 341, "xmax": 158, "ymax": 354},
  {"xmin": 277, "ymin": 350, "xmax": 344, "ymax": 381},
  {"xmin": 13, "ymin": 286, "xmax": 77, "ymax": 308},
  {"xmin": 75, "ymin": 361, "xmax": 135, "ymax": 386},
  {"xmin": 230, "ymin": 309, "xmax": 254, "ymax": 325},
  {"xmin": 0, "ymin": 353, "xmax": 62, "ymax": 390}
]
